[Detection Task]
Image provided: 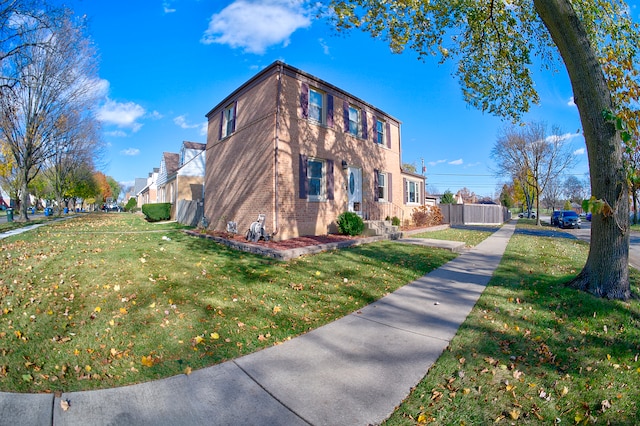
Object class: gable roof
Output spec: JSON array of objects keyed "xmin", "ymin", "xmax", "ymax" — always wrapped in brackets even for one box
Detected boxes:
[
  {"xmin": 163, "ymin": 152, "xmax": 180, "ymax": 175},
  {"xmin": 182, "ymin": 141, "xmax": 205, "ymax": 150}
]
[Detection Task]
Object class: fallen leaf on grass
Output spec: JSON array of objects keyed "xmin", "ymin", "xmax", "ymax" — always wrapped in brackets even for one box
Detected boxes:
[{"xmin": 141, "ymin": 356, "xmax": 154, "ymax": 367}]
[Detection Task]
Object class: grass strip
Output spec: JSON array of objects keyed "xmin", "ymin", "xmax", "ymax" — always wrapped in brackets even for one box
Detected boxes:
[{"xmin": 385, "ymin": 230, "xmax": 640, "ymax": 424}]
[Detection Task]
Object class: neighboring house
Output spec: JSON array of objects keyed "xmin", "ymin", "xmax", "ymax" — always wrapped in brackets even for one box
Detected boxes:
[
  {"xmin": 155, "ymin": 142, "xmax": 206, "ymax": 219},
  {"xmin": 133, "ymin": 177, "xmax": 147, "ymax": 204},
  {"xmin": 137, "ymin": 168, "xmax": 159, "ymax": 208},
  {"xmin": 204, "ymin": 61, "xmax": 424, "ymax": 240},
  {"xmin": 176, "ymin": 141, "xmax": 206, "ymax": 202},
  {"xmin": 156, "ymin": 152, "xmax": 180, "ymax": 206}
]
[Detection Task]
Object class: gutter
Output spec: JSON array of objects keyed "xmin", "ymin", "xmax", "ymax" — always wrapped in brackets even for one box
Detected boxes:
[{"xmin": 273, "ymin": 62, "xmax": 283, "ymax": 237}]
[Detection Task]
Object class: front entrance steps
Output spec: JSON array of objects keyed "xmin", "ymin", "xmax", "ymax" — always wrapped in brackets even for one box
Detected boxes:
[{"xmin": 363, "ymin": 220, "xmax": 402, "ymax": 239}]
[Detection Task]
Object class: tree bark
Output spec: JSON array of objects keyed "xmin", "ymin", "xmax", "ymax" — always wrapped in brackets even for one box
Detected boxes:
[{"xmin": 534, "ymin": 0, "xmax": 630, "ymax": 300}]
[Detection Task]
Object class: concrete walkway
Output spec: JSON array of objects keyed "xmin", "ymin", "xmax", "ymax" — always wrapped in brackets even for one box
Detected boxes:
[{"xmin": 0, "ymin": 222, "xmax": 516, "ymax": 426}]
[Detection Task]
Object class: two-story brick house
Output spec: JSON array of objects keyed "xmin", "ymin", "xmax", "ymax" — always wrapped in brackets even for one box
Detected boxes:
[{"xmin": 204, "ymin": 61, "xmax": 424, "ymax": 240}]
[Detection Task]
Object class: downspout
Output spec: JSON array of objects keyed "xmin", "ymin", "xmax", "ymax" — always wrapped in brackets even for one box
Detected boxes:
[{"xmin": 273, "ymin": 63, "xmax": 283, "ymax": 237}]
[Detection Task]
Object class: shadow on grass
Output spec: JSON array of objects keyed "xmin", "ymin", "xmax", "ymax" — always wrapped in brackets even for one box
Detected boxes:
[{"xmin": 385, "ymin": 234, "xmax": 640, "ymax": 425}]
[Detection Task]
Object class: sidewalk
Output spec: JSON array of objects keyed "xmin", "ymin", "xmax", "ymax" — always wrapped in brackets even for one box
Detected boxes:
[{"xmin": 0, "ymin": 222, "xmax": 516, "ymax": 426}]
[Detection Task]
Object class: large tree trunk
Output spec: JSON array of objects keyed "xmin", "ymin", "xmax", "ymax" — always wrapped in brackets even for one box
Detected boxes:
[
  {"xmin": 19, "ymin": 168, "xmax": 31, "ymax": 222},
  {"xmin": 534, "ymin": 0, "xmax": 630, "ymax": 300}
]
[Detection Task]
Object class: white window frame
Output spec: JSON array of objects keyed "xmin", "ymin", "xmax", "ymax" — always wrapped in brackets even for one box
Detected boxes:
[
  {"xmin": 377, "ymin": 171, "xmax": 388, "ymax": 202},
  {"xmin": 309, "ymin": 88, "xmax": 325, "ymax": 124},
  {"xmin": 406, "ymin": 180, "xmax": 421, "ymax": 204},
  {"xmin": 348, "ymin": 105, "xmax": 360, "ymax": 137},
  {"xmin": 307, "ymin": 158, "xmax": 326, "ymax": 202},
  {"xmin": 376, "ymin": 119, "xmax": 385, "ymax": 145},
  {"xmin": 222, "ymin": 103, "xmax": 235, "ymax": 138}
]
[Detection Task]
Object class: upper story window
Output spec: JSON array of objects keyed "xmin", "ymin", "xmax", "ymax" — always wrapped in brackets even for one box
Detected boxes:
[
  {"xmin": 300, "ymin": 83, "xmax": 334, "ymax": 127},
  {"xmin": 376, "ymin": 119, "xmax": 385, "ymax": 145},
  {"xmin": 220, "ymin": 102, "xmax": 236, "ymax": 139},
  {"xmin": 309, "ymin": 88, "xmax": 324, "ymax": 123},
  {"xmin": 348, "ymin": 105, "xmax": 360, "ymax": 137}
]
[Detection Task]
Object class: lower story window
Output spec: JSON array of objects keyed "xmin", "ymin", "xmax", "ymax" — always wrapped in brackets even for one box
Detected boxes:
[
  {"xmin": 407, "ymin": 180, "xmax": 420, "ymax": 204},
  {"xmin": 308, "ymin": 158, "xmax": 325, "ymax": 201},
  {"xmin": 377, "ymin": 172, "xmax": 387, "ymax": 201}
]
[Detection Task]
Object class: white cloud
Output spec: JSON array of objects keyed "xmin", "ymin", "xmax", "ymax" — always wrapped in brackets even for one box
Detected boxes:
[
  {"xmin": 567, "ymin": 96, "xmax": 576, "ymax": 107},
  {"xmin": 120, "ymin": 148, "xmax": 140, "ymax": 156},
  {"xmin": 201, "ymin": 0, "xmax": 313, "ymax": 54},
  {"xmin": 163, "ymin": 1, "xmax": 176, "ymax": 13},
  {"xmin": 174, "ymin": 115, "xmax": 206, "ymax": 131},
  {"xmin": 545, "ymin": 131, "xmax": 581, "ymax": 143},
  {"xmin": 319, "ymin": 38, "xmax": 330, "ymax": 55},
  {"xmin": 149, "ymin": 110, "xmax": 164, "ymax": 120},
  {"xmin": 428, "ymin": 159, "xmax": 446, "ymax": 166},
  {"xmin": 97, "ymin": 98, "xmax": 146, "ymax": 132},
  {"xmin": 106, "ymin": 130, "xmax": 128, "ymax": 137},
  {"xmin": 574, "ymin": 148, "xmax": 585, "ymax": 155},
  {"xmin": 200, "ymin": 122, "xmax": 208, "ymax": 136},
  {"xmin": 449, "ymin": 159, "xmax": 463, "ymax": 165}
]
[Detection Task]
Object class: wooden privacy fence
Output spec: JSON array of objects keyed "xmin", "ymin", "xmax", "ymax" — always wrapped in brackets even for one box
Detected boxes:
[
  {"xmin": 176, "ymin": 199, "xmax": 204, "ymax": 227},
  {"xmin": 439, "ymin": 203, "xmax": 511, "ymax": 225}
]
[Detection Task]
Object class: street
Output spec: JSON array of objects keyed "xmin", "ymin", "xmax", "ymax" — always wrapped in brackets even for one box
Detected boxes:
[{"xmin": 540, "ymin": 215, "xmax": 640, "ymax": 270}]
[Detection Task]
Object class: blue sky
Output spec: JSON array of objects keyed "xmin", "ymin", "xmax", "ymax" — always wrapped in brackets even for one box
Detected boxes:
[{"xmin": 65, "ymin": 0, "xmax": 638, "ymax": 198}]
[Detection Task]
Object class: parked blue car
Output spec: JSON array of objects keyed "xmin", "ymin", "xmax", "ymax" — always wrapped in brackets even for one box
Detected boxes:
[{"xmin": 559, "ymin": 210, "xmax": 581, "ymax": 229}]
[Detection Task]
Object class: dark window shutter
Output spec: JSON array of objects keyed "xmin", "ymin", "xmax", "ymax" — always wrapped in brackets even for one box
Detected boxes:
[
  {"xmin": 343, "ymin": 100, "xmax": 349, "ymax": 132},
  {"xmin": 386, "ymin": 122, "xmax": 392, "ymax": 149},
  {"xmin": 299, "ymin": 154, "xmax": 308, "ymax": 199},
  {"xmin": 327, "ymin": 159, "xmax": 334, "ymax": 200},
  {"xmin": 372, "ymin": 115, "xmax": 378, "ymax": 143},
  {"xmin": 218, "ymin": 111, "xmax": 223, "ymax": 140},
  {"xmin": 327, "ymin": 94, "xmax": 334, "ymax": 128},
  {"xmin": 232, "ymin": 100, "xmax": 238, "ymax": 133},
  {"xmin": 403, "ymin": 178, "xmax": 408, "ymax": 204},
  {"xmin": 373, "ymin": 169, "xmax": 379, "ymax": 202},
  {"xmin": 362, "ymin": 110, "xmax": 368, "ymax": 140},
  {"xmin": 388, "ymin": 172, "xmax": 393, "ymax": 202},
  {"xmin": 300, "ymin": 83, "xmax": 309, "ymax": 119}
]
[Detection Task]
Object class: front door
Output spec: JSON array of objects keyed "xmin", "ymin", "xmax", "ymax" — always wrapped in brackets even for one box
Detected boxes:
[{"xmin": 347, "ymin": 166, "xmax": 362, "ymax": 215}]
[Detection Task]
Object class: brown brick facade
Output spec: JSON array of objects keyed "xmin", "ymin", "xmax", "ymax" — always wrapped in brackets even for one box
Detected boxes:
[{"xmin": 204, "ymin": 62, "xmax": 423, "ymax": 241}]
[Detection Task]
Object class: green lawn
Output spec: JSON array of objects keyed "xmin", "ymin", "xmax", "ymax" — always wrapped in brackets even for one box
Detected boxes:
[
  {"xmin": 0, "ymin": 213, "xmax": 457, "ymax": 393},
  {"xmin": 410, "ymin": 226, "xmax": 498, "ymax": 247},
  {"xmin": 386, "ymin": 224, "xmax": 640, "ymax": 424}
]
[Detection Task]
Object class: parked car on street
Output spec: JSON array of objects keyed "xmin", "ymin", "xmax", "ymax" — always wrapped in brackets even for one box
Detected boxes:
[
  {"xmin": 518, "ymin": 210, "xmax": 536, "ymax": 219},
  {"xmin": 558, "ymin": 210, "xmax": 581, "ymax": 229},
  {"xmin": 550, "ymin": 210, "xmax": 562, "ymax": 226}
]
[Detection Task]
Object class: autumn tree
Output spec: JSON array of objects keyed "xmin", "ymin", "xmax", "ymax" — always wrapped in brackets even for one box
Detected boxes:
[
  {"xmin": 563, "ymin": 175, "xmax": 588, "ymax": 204},
  {"xmin": 327, "ymin": 0, "xmax": 639, "ymax": 299},
  {"xmin": 491, "ymin": 122, "xmax": 575, "ymax": 225},
  {"xmin": 0, "ymin": 8, "xmax": 102, "ymax": 220},
  {"xmin": 499, "ymin": 183, "xmax": 515, "ymax": 209},
  {"xmin": 541, "ymin": 176, "xmax": 562, "ymax": 211},
  {"xmin": 42, "ymin": 108, "xmax": 104, "ymax": 215},
  {"xmin": 456, "ymin": 187, "xmax": 477, "ymax": 204},
  {"xmin": 623, "ymin": 137, "xmax": 640, "ymax": 224}
]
